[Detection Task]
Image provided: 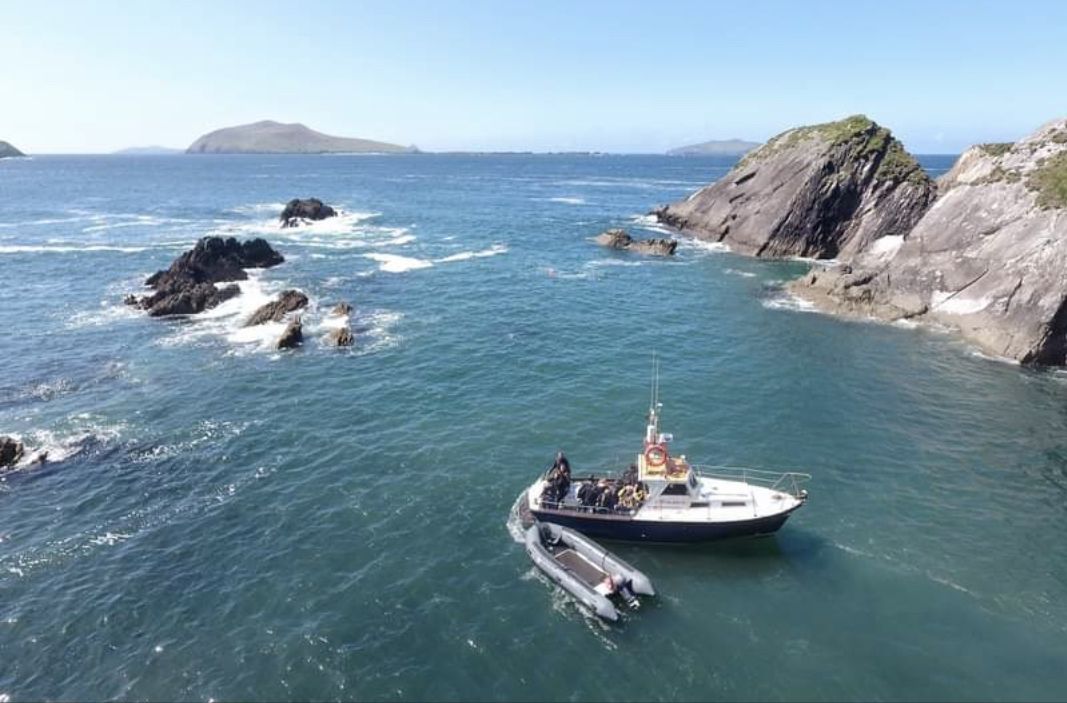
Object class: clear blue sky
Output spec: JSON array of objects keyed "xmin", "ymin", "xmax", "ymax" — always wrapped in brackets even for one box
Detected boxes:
[{"xmin": 3, "ymin": 0, "xmax": 1066, "ymax": 153}]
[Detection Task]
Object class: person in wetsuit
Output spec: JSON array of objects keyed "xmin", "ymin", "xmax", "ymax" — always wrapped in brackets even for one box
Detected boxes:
[{"xmin": 549, "ymin": 451, "xmax": 571, "ymax": 499}]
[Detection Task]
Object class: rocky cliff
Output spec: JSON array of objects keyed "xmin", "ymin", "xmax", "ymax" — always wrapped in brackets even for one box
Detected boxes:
[
  {"xmin": 794, "ymin": 118, "xmax": 1067, "ymax": 365},
  {"xmin": 186, "ymin": 121, "xmax": 414, "ymax": 154},
  {"xmin": 0, "ymin": 140, "xmax": 25, "ymax": 158},
  {"xmin": 654, "ymin": 115, "xmax": 937, "ymax": 259}
]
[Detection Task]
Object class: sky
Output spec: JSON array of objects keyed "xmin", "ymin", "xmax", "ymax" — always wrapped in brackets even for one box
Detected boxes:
[{"xmin": 2, "ymin": 0, "xmax": 1066, "ymax": 154}]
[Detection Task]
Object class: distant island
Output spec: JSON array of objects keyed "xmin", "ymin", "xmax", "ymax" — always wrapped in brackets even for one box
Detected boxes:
[
  {"xmin": 113, "ymin": 145, "xmax": 183, "ymax": 155},
  {"xmin": 186, "ymin": 120, "xmax": 416, "ymax": 154},
  {"xmin": 667, "ymin": 139, "xmax": 761, "ymax": 157},
  {"xmin": 0, "ymin": 140, "xmax": 25, "ymax": 158}
]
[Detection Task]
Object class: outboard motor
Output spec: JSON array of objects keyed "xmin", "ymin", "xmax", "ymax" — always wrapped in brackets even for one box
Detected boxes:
[{"xmin": 617, "ymin": 578, "xmax": 640, "ymax": 610}]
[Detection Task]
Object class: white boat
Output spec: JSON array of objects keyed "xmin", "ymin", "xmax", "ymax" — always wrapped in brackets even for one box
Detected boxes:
[{"xmin": 524, "ymin": 363, "xmax": 810, "ymax": 543}]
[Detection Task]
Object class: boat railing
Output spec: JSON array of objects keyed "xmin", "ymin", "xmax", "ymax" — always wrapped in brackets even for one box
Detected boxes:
[
  {"xmin": 538, "ymin": 498, "xmax": 639, "ymax": 518},
  {"xmin": 691, "ymin": 464, "xmax": 811, "ymax": 499}
]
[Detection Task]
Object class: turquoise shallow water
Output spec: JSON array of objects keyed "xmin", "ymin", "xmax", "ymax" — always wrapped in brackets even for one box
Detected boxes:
[{"xmin": 1, "ymin": 153, "xmax": 1066, "ymax": 701}]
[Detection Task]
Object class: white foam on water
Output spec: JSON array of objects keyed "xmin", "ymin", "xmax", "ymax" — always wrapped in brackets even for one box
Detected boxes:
[
  {"xmin": 630, "ymin": 213, "xmax": 674, "ymax": 235},
  {"xmin": 0, "ymin": 244, "xmax": 150, "ymax": 254},
  {"xmin": 229, "ymin": 202, "xmax": 286, "ymax": 215},
  {"xmin": 724, "ymin": 268, "xmax": 757, "ymax": 278},
  {"xmin": 155, "ymin": 271, "xmax": 304, "ymax": 353},
  {"xmin": 81, "ymin": 215, "xmax": 175, "ymax": 233},
  {"xmin": 435, "ymin": 244, "xmax": 508, "ymax": 263},
  {"xmin": 547, "ymin": 197, "xmax": 586, "ymax": 205},
  {"xmin": 586, "ymin": 258, "xmax": 645, "ymax": 268},
  {"xmin": 65, "ymin": 301, "xmax": 143, "ymax": 329},
  {"xmin": 317, "ymin": 313, "xmax": 350, "ymax": 331},
  {"xmin": 762, "ymin": 291, "xmax": 818, "ymax": 313},
  {"xmin": 968, "ymin": 348, "xmax": 1021, "ymax": 366},
  {"xmin": 210, "ymin": 209, "xmax": 381, "ymax": 240},
  {"xmin": 358, "ymin": 310, "xmax": 403, "ymax": 354},
  {"xmin": 5, "ymin": 415, "xmax": 127, "ymax": 470},
  {"xmin": 679, "ymin": 239, "xmax": 730, "ymax": 254},
  {"xmin": 0, "ymin": 214, "xmax": 98, "ymax": 228},
  {"xmin": 88, "ymin": 531, "xmax": 131, "ymax": 547},
  {"xmin": 364, "ymin": 253, "xmax": 434, "ymax": 273},
  {"xmin": 557, "ymin": 177, "xmax": 706, "ymax": 190},
  {"xmin": 226, "ymin": 320, "xmax": 288, "ymax": 350},
  {"xmin": 386, "ymin": 233, "xmax": 417, "ymax": 246}
]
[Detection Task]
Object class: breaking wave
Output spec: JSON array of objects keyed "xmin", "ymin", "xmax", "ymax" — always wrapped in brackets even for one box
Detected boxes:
[
  {"xmin": 435, "ymin": 244, "xmax": 508, "ymax": 263},
  {"xmin": 363, "ymin": 253, "xmax": 434, "ymax": 273}
]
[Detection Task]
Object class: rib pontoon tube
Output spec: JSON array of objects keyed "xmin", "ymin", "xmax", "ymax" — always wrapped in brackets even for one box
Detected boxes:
[{"xmin": 524, "ymin": 522, "xmax": 654, "ymax": 621}]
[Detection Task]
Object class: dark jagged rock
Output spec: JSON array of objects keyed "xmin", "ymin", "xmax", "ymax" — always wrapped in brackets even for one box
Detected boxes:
[
  {"xmin": 594, "ymin": 229, "xmax": 677, "ymax": 256},
  {"xmin": 280, "ymin": 198, "xmax": 336, "ymax": 227},
  {"xmin": 792, "ymin": 117, "xmax": 1067, "ymax": 365},
  {"xmin": 0, "ymin": 436, "xmax": 24, "ymax": 469},
  {"xmin": 244, "ymin": 290, "xmax": 308, "ymax": 326},
  {"xmin": 277, "ymin": 317, "xmax": 303, "ymax": 349},
  {"xmin": 654, "ymin": 115, "xmax": 936, "ymax": 260},
  {"xmin": 331, "ymin": 301, "xmax": 353, "ymax": 316},
  {"xmin": 146, "ymin": 283, "xmax": 241, "ymax": 317},
  {"xmin": 327, "ymin": 326, "xmax": 354, "ymax": 347},
  {"xmin": 144, "ymin": 237, "xmax": 283, "ymax": 289},
  {"xmin": 131, "ymin": 237, "xmax": 283, "ymax": 317}
]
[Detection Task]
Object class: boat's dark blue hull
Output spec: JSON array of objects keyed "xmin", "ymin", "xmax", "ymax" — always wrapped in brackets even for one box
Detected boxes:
[{"xmin": 529, "ymin": 505, "xmax": 800, "ymax": 543}]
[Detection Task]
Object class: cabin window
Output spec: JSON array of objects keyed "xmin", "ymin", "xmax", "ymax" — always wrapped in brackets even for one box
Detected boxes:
[
  {"xmin": 722, "ymin": 501, "xmax": 747, "ymax": 507},
  {"xmin": 662, "ymin": 484, "xmax": 689, "ymax": 496}
]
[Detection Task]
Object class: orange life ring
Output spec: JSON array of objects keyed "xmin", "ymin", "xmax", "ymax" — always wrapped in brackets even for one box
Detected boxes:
[{"xmin": 644, "ymin": 444, "xmax": 668, "ymax": 468}]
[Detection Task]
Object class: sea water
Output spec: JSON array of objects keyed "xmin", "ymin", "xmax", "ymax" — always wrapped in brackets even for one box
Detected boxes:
[{"xmin": 1, "ymin": 153, "xmax": 1065, "ymax": 701}]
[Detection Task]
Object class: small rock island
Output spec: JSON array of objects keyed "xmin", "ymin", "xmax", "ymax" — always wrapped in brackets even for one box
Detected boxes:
[
  {"xmin": 280, "ymin": 198, "xmax": 336, "ymax": 227},
  {"xmin": 127, "ymin": 236, "xmax": 284, "ymax": 316},
  {"xmin": 595, "ymin": 229, "xmax": 677, "ymax": 256}
]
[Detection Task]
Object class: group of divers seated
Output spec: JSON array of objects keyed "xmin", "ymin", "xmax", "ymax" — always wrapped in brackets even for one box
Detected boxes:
[{"xmin": 541, "ymin": 452, "xmax": 650, "ymax": 513}]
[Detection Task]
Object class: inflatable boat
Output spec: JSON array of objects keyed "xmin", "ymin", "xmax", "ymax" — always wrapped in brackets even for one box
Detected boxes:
[{"xmin": 524, "ymin": 522, "xmax": 654, "ymax": 621}]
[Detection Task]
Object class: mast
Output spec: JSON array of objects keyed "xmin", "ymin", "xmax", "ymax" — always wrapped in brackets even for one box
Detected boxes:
[{"xmin": 646, "ymin": 353, "xmax": 660, "ymax": 446}]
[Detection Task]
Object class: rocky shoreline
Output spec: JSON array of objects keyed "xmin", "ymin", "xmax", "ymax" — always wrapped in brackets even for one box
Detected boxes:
[{"xmin": 654, "ymin": 114, "xmax": 1067, "ymax": 366}]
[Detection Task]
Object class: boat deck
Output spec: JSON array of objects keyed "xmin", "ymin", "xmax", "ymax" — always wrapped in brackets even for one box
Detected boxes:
[{"xmin": 549, "ymin": 546, "xmax": 606, "ymax": 587}]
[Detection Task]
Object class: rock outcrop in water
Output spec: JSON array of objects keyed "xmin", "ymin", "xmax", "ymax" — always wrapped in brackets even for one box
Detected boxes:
[
  {"xmin": 594, "ymin": 229, "xmax": 677, "ymax": 256},
  {"xmin": 0, "ymin": 141, "xmax": 24, "ymax": 159},
  {"xmin": 280, "ymin": 198, "xmax": 336, "ymax": 227},
  {"xmin": 325, "ymin": 301, "xmax": 354, "ymax": 347},
  {"xmin": 277, "ymin": 317, "xmax": 303, "ymax": 349},
  {"xmin": 327, "ymin": 326, "xmax": 353, "ymax": 347},
  {"xmin": 130, "ymin": 237, "xmax": 284, "ymax": 317},
  {"xmin": 793, "ymin": 118, "xmax": 1067, "ymax": 365},
  {"xmin": 245, "ymin": 290, "xmax": 308, "ymax": 326},
  {"xmin": 1, "ymin": 436, "xmax": 24, "ymax": 469},
  {"xmin": 654, "ymin": 115, "xmax": 937, "ymax": 259}
]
